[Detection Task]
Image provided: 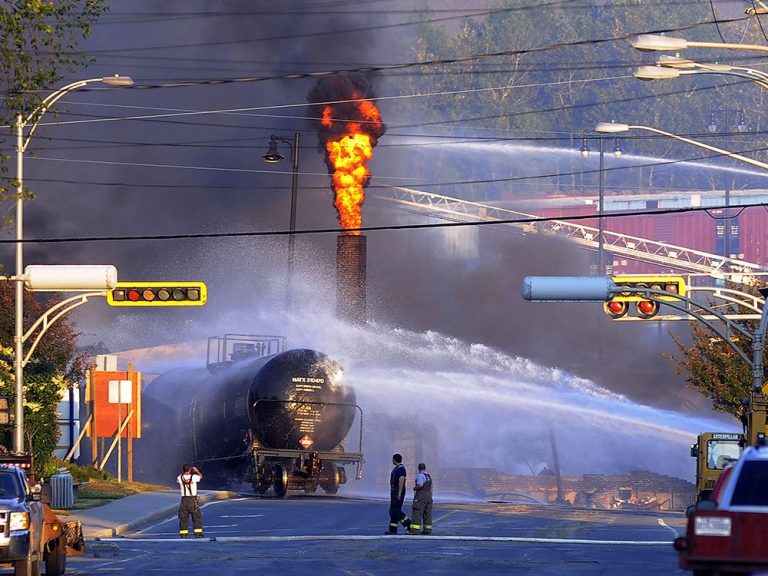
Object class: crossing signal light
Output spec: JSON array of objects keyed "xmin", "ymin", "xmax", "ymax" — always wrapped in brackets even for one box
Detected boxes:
[
  {"xmin": 107, "ymin": 282, "xmax": 207, "ymax": 307},
  {"xmin": 604, "ymin": 275, "xmax": 685, "ymax": 320}
]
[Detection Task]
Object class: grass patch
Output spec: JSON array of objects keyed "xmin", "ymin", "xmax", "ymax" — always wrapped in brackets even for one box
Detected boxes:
[{"xmin": 57, "ymin": 478, "xmax": 171, "ymax": 512}]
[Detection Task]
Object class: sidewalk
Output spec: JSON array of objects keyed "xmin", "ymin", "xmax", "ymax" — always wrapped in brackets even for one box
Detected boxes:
[{"xmin": 63, "ymin": 490, "xmax": 239, "ymax": 538}]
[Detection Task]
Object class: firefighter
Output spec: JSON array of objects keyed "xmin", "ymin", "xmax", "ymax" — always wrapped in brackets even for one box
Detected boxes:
[
  {"xmin": 408, "ymin": 462, "xmax": 433, "ymax": 535},
  {"xmin": 385, "ymin": 453, "xmax": 411, "ymax": 534},
  {"xmin": 177, "ymin": 464, "xmax": 204, "ymax": 539}
]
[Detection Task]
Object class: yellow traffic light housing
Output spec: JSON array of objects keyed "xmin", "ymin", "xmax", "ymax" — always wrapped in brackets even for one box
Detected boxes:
[
  {"xmin": 604, "ymin": 275, "xmax": 686, "ymax": 319},
  {"xmin": 107, "ymin": 282, "xmax": 207, "ymax": 307}
]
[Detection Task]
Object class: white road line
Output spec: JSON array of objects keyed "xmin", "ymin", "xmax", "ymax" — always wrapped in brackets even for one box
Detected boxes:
[
  {"xmin": 89, "ymin": 535, "xmax": 673, "ymax": 545},
  {"xmin": 657, "ymin": 517, "xmax": 683, "ymax": 537}
]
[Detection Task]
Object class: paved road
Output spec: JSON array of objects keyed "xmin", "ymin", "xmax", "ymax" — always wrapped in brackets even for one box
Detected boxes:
[{"xmin": 66, "ymin": 496, "xmax": 687, "ymax": 575}]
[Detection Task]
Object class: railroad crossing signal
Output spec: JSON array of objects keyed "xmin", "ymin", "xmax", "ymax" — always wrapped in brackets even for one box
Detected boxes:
[
  {"xmin": 107, "ymin": 282, "xmax": 207, "ymax": 307},
  {"xmin": 604, "ymin": 275, "xmax": 686, "ymax": 319}
]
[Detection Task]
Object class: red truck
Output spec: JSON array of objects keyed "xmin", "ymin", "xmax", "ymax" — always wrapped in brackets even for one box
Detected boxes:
[{"xmin": 674, "ymin": 439, "xmax": 768, "ymax": 575}]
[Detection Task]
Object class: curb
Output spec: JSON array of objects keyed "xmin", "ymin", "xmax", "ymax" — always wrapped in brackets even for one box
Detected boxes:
[{"xmin": 87, "ymin": 491, "xmax": 239, "ymax": 539}]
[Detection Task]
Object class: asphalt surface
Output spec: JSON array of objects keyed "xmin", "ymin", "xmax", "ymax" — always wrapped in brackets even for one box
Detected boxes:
[
  {"xmin": 56, "ymin": 494, "xmax": 691, "ymax": 576},
  {"xmin": 64, "ymin": 490, "xmax": 239, "ymax": 538}
]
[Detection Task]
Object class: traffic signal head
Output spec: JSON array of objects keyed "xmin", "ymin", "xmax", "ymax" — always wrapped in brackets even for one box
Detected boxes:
[
  {"xmin": 605, "ymin": 275, "xmax": 685, "ymax": 319},
  {"xmin": 107, "ymin": 282, "xmax": 207, "ymax": 306},
  {"xmin": 603, "ymin": 299, "xmax": 629, "ymax": 319}
]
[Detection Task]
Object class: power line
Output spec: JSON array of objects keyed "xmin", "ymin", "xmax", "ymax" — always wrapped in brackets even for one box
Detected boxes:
[{"xmin": 3, "ymin": 200, "xmax": 767, "ymax": 246}]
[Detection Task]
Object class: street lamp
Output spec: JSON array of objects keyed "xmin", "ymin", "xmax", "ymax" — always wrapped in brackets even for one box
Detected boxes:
[
  {"xmin": 13, "ymin": 75, "xmax": 133, "ymax": 454},
  {"xmin": 706, "ymin": 108, "xmax": 747, "ymax": 264},
  {"xmin": 634, "ymin": 63, "xmax": 768, "ymax": 91},
  {"xmin": 596, "ymin": 121, "xmax": 768, "ymax": 281},
  {"xmin": 579, "ymin": 134, "xmax": 622, "ymax": 275},
  {"xmin": 263, "ymin": 132, "xmax": 300, "ymax": 304},
  {"xmin": 632, "ymin": 34, "xmax": 768, "ymax": 54},
  {"xmin": 595, "ymin": 122, "xmax": 768, "ymax": 172}
]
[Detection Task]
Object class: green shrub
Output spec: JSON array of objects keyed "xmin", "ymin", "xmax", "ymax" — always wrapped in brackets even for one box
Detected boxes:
[{"xmin": 45, "ymin": 458, "xmax": 110, "ymax": 483}]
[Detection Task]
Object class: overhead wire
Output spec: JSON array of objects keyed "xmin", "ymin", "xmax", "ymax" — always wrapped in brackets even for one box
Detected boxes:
[{"xmin": 1, "ymin": 200, "xmax": 767, "ymax": 246}]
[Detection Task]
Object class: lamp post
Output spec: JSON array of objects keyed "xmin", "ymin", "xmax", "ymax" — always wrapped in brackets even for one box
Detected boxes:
[
  {"xmin": 579, "ymin": 134, "xmax": 622, "ymax": 275},
  {"xmin": 595, "ymin": 122, "xmax": 768, "ymax": 171},
  {"xmin": 706, "ymin": 108, "xmax": 747, "ymax": 265},
  {"xmin": 522, "ymin": 276, "xmax": 768, "ymax": 444},
  {"xmin": 263, "ymin": 132, "xmax": 300, "ymax": 304},
  {"xmin": 13, "ymin": 75, "xmax": 133, "ymax": 454},
  {"xmin": 596, "ymin": 121, "xmax": 768, "ymax": 280}
]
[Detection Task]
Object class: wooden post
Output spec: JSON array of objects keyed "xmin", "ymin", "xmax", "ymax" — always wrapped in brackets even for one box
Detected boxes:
[{"xmin": 86, "ymin": 369, "xmax": 98, "ymax": 468}]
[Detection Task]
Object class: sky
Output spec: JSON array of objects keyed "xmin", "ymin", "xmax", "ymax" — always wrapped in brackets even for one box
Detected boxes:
[{"xmin": 2, "ymin": 0, "xmax": 761, "ymax": 472}]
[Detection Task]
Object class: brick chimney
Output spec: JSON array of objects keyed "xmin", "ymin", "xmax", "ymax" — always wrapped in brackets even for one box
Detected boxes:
[{"xmin": 336, "ymin": 235, "xmax": 367, "ymax": 324}]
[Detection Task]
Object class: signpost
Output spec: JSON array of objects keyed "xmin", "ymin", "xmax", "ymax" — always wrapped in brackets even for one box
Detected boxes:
[{"xmin": 108, "ymin": 380, "xmax": 132, "ymax": 483}]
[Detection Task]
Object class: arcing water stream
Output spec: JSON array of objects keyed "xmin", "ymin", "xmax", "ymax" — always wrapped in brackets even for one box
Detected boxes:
[{"xmin": 123, "ymin": 307, "xmax": 737, "ymax": 486}]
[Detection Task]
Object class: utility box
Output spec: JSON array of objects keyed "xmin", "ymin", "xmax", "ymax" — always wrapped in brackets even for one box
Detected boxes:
[{"xmin": 50, "ymin": 472, "xmax": 74, "ymax": 509}]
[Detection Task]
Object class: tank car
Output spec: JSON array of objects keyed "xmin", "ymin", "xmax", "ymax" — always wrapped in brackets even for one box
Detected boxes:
[{"xmin": 142, "ymin": 335, "xmax": 364, "ymax": 497}]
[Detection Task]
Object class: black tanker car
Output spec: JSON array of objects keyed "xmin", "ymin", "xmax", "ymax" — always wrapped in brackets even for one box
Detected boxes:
[{"xmin": 141, "ymin": 335, "xmax": 364, "ymax": 497}]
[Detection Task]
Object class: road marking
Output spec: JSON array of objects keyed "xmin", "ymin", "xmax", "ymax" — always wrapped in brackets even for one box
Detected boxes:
[
  {"xmin": 89, "ymin": 535, "xmax": 672, "ymax": 545},
  {"xmin": 220, "ymin": 514, "xmax": 265, "ymax": 518},
  {"xmin": 657, "ymin": 517, "xmax": 682, "ymax": 537}
]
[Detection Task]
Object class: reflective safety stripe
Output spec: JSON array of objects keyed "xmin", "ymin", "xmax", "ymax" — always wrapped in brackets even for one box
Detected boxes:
[
  {"xmin": 193, "ymin": 528, "xmax": 203, "ymax": 533},
  {"xmin": 389, "ymin": 523, "xmax": 398, "ymax": 528},
  {"xmin": 424, "ymin": 525, "xmax": 432, "ymax": 529},
  {"xmin": 410, "ymin": 524, "xmax": 421, "ymax": 530},
  {"xmin": 179, "ymin": 530, "xmax": 189, "ymax": 535}
]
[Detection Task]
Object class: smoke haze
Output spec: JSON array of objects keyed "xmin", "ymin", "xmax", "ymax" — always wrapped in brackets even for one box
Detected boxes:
[{"xmin": 1, "ymin": 1, "xmax": 748, "ymax": 486}]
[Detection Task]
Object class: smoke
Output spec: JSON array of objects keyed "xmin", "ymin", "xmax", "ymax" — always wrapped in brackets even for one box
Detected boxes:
[{"xmin": 3, "ymin": 1, "xmax": 730, "ymax": 486}]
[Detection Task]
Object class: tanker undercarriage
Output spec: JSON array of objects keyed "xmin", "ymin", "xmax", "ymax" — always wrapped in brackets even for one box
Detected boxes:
[{"xmin": 248, "ymin": 436, "xmax": 364, "ymax": 497}]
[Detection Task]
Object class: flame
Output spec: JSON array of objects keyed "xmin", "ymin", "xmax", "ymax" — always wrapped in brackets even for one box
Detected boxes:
[
  {"xmin": 326, "ymin": 132, "xmax": 373, "ymax": 234},
  {"xmin": 320, "ymin": 99, "xmax": 383, "ymax": 235}
]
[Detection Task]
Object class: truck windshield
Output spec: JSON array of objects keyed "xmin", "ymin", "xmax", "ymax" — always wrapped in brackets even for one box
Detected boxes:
[
  {"xmin": 730, "ymin": 461, "xmax": 768, "ymax": 506},
  {"xmin": 0, "ymin": 471, "xmax": 24, "ymax": 499},
  {"xmin": 707, "ymin": 440, "xmax": 741, "ymax": 470}
]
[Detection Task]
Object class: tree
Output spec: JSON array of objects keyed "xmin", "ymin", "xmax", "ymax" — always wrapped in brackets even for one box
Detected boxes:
[
  {"xmin": 0, "ymin": 282, "xmax": 87, "ymax": 475},
  {"xmin": 0, "ymin": 0, "xmax": 108, "ymax": 212},
  {"xmin": 665, "ymin": 286, "xmax": 766, "ymax": 419}
]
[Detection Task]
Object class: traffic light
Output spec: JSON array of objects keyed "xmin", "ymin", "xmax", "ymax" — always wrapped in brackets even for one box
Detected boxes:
[
  {"xmin": 107, "ymin": 282, "xmax": 207, "ymax": 307},
  {"xmin": 604, "ymin": 275, "xmax": 686, "ymax": 319},
  {"xmin": 0, "ymin": 396, "xmax": 10, "ymax": 426}
]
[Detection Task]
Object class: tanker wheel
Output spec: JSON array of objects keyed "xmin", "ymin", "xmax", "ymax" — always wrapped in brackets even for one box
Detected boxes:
[
  {"xmin": 272, "ymin": 465, "xmax": 288, "ymax": 498},
  {"xmin": 323, "ymin": 463, "xmax": 340, "ymax": 495}
]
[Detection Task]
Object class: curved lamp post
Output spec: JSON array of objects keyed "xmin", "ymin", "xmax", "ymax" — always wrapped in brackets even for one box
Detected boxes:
[
  {"xmin": 263, "ymin": 133, "xmax": 300, "ymax": 305},
  {"xmin": 594, "ymin": 122, "xmax": 768, "ymax": 172},
  {"xmin": 13, "ymin": 75, "xmax": 133, "ymax": 453}
]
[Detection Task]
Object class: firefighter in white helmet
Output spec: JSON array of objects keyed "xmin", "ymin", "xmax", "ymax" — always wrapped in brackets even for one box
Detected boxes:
[
  {"xmin": 177, "ymin": 464, "xmax": 204, "ymax": 538},
  {"xmin": 408, "ymin": 462, "xmax": 433, "ymax": 535}
]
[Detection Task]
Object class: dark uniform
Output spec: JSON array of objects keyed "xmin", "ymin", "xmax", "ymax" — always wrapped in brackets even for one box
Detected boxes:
[
  {"xmin": 387, "ymin": 456, "xmax": 410, "ymax": 534},
  {"xmin": 409, "ymin": 466, "xmax": 433, "ymax": 535},
  {"xmin": 177, "ymin": 466, "xmax": 203, "ymax": 538}
]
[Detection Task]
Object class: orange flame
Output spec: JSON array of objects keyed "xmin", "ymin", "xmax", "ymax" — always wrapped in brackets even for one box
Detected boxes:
[{"xmin": 321, "ymin": 99, "xmax": 382, "ymax": 235}]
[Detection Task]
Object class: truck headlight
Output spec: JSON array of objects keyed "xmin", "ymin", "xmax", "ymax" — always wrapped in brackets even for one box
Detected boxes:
[{"xmin": 9, "ymin": 512, "xmax": 29, "ymax": 531}]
